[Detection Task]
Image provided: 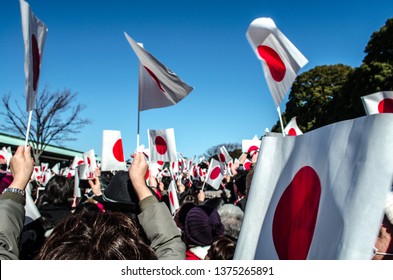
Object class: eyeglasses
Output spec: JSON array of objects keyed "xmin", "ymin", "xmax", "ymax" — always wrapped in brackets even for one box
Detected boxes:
[{"xmin": 373, "ymin": 246, "xmax": 393, "ymax": 257}]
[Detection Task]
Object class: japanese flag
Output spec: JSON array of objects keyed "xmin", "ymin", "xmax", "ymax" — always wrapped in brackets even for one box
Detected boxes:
[
  {"xmin": 40, "ymin": 168, "xmax": 53, "ymax": 186},
  {"xmin": 361, "ymin": 91, "xmax": 393, "ymax": 115},
  {"xmin": 148, "ymin": 128, "xmax": 177, "ymax": 163},
  {"xmin": 242, "ymin": 135, "xmax": 261, "ymax": 157},
  {"xmin": 20, "ymin": 0, "xmax": 48, "ymax": 112},
  {"xmin": 51, "ymin": 162, "xmax": 60, "ymax": 175},
  {"xmin": 124, "ymin": 32, "xmax": 193, "ymax": 111},
  {"xmin": 234, "ymin": 114, "xmax": 393, "ymax": 260},
  {"xmin": 168, "ymin": 180, "xmax": 180, "ymax": 215},
  {"xmin": 217, "ymin": 146, "xmax": 232, "ymax": 164},
  {"xmin": 70, "ymin": 155, "xmax": 84, "ymax": 170},
  {"xmin": 101, "ymin": 130, "xmax": 126, "ymax": 171},
  {"xmin": 205, "ymin": 158, "xmax": 225, "ymax": 190},
  {"xmin": 246, "ymin": 17, "xmax": 308, "ymax": 108},
  {"xmin": 83, "ymin": 149, "xmax": 97, "ymax": 178},
  {"xmin": 0, "ymin": 147, "xmax": 12, "ymax": 168},
  {"xmin": 284, "ymin": 117, "xmax": 303, "ymax": 136}
]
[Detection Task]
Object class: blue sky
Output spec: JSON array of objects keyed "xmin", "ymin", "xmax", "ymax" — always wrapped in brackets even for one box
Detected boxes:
[{"xmin": 1, "ymin": 0, "xmax": 393, "ymax": 160}]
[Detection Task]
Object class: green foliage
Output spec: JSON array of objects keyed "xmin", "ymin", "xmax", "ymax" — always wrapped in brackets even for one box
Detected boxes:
[{"xmin": 273, "ymin": 17, "xmax": 393, "ymax": 133}]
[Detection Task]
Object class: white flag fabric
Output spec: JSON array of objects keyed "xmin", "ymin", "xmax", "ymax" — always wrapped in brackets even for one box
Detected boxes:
[
  {"xmin": 124, "ymin": 32, "xmax": 193, "ymax": 111},
  {"xmin": 205, "ymin": 158, "xmax": 225, "ymax": 190},
  {"xmin": 284, "ymin": 117, "xmax": 303, "ymax": 136},
  {"xmin": 234, "ymin": 114, "xmax": 393, "ymax": 260},
  {"xmin": 246, "ymin": 17, "xmax": 308, "ymax": 108},
  {"xmin": 168, "ymin": 180, "xmax": 180, "ymax": 215},
  {"xmin": 148, "ymin": 128, "xmax": 177, "ymax": 163},
  {"xmin": 24, "ymin": 183, "xmax": 41, "ymax": 225},
  {"xmin": 217, "ymin": 146, "xmax": 233, "ymax": 164},
  {"xmin": 20, "ymin": 0, "xmax": 48, "ymax": 112},
  {"xmin": 101, "ymin": 130, "xmax": 126, "ymax": 171},
  {"xmin": 361, "ymin": 91, "xmax": 393, "ymax": 115},
  {"xmin": 83, "ymin": 149, "xmax": 97, "ymax": 178}
]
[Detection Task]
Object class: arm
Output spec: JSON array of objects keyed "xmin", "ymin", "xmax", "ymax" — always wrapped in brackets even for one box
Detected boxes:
[
  {"xmin": 129, "ymin": 153, "xmax": 185, "ymax": 260},
  {"xmin": 0, "ymin": 146, "xmax": 34, "ymax": 260}
]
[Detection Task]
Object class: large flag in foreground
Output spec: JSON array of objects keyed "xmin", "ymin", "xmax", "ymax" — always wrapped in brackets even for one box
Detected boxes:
[
  {"xmin": 124, "ymin": 32, "xmax": 193, "ymax": 111},
  {"xmin": 246, "ymin": 18, "xmax": 308, "ymax": 108},
  {"xmin": 234, "ymin": 114, "xmax": 393, "ymax": 260},
  {"xmin": 361, "ymin": 91, "xmax": 393, "ymax": 115},
  {"xmin": 20, "ymin": 0, "xmax": 48, "ymax": 112}
]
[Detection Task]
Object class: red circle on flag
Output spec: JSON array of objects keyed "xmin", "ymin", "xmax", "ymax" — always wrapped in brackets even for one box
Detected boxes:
[
  {"xmin": 248, "ymin": 145, "xmax": 259, "ymax": 154},
  {"xmin": 32, "ymin": 34, "xmax": 41, "ymax": 91},
  {"xmin": 219, "ymin": 153, "xmax": 226, "ymax": 162},
  {"xmin": 210, "ymin": 166, "xmax": 221, "ymax": 180},
  {"xmin": 155, "ymin": 136, "xmax": 168, "ymax": 155},
  {"xmin": 87, "ymin": 157, "xmax": 91, "ymax": 167},
  {"xmin": 244, "ymin": 161, "xmax": 252, "ymax": 170},
  {"xmin": 145, "ymin": 169, "xmax": 150, "ymax": 181},
  {"xmin": 169, "ymin": 190, "xmax": 175, "ymax": 207},
  {"xmin": 378, "ymin": 98, "xmax": 393, "ymax": 113},
  {"xmin": 257, "ymin": 45, "xmax": 286, "ymax": 82},
  {"xmin": 272, "ymin": 166, "xmax": 321, "ymax": 260},
  {"xmin": 144, "ymin": 66, "xmax": 166, "ymax": 93},
  {"xmin": 77, "ymin": 160, "xmax": 84, "ymax": 166},
  {"xmin": 113, "ymin": 139, "xmax": 125, "ymax": 162},
  {"xmin": 0, "ymin": 155, "xmax": 5, "ymax": 160},
  {"xmin": 157, "ymin": 160, "xmax": 164, "ymax": 165},
  {"xmin": 288, "ymin": 128, "xmax": 297, "ymax": 136}
]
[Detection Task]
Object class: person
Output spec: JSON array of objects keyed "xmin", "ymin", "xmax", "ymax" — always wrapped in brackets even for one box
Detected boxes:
[
  {"xmin": 36, "ymin": 152, "xmax": 186, "ymax": 260},
  {"xmin": 0, "ymin": 146, "xmax": 34, "ymax": 260},
  {"xmin": 183, "ymin": 204, "xmax": 225, "ymax": 260},
  {"xmin": 205, "ymin": 235, "xmax": 237, "ymax": 260},
  {"xmin": 372, "ymin": 191, "xmax": 393, "ymax": 260},
  {"xmin": 36, "ymin": 175, "xmax": 74, "ymax": 228},
  {"xmin": 217, "ymin": 203, "xmax": 244, "ymax": 239}
]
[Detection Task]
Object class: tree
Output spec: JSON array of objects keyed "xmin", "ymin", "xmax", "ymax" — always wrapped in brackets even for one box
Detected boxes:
[
  {"xmin": 1, "ymin": 87, "xmax": 91, "ymax": 164},
  {"xmin": 272, "ymin": 64, "xmax": 354, "ymax": 133},
  {"xmin": 272, "ymin": 17, "xmax": 393, "ymax": 133},
  {"xmin": 202, "ymin": 143, "xmax": 242, "ymax": 162}
]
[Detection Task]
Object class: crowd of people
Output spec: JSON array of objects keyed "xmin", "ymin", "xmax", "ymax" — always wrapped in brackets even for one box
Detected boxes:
[{"xmin": 0, "ymin": 144, "xmax": 392, "ymax": 260}]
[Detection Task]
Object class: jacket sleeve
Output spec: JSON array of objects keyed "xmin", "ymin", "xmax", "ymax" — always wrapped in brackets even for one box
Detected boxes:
[
  {"xmin": 0, "ymin": 193, "xmax": 26, "ymax": 260},
  {"xmin": 138, "ymin": 195, "xmax": 186, "ymax": 260}
]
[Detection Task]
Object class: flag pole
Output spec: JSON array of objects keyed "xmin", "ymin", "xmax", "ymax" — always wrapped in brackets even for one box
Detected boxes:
[
  {"xmin": 277, "ymin": 106, "xmax": 286, "ymax": 137},
  {"xmin": 201, "ymin": 158, "xmax": 213, "ymax": 191},
  {"xmin": 136, "ymin": 107, "xmax": 140, "ymax": 149},
  {"xmin": 24, "ymin": 110, "xmax": 33, "ymax": 147}
]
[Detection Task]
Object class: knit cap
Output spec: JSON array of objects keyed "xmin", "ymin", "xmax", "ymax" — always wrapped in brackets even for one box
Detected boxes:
[{"xmin": 184, "ymin": 205, "xmax": 224, "ymax": 246}]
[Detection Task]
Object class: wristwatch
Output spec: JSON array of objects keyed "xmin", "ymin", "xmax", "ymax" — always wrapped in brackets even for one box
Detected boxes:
[{"xmin": 3, "ymin": 187, "xmax": 26, "ymax": 196}]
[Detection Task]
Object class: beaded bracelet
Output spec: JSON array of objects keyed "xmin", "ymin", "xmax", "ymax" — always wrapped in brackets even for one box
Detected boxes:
[{"xmin": 3, "ymin": 187, "xmax": 26, "ymax": 196}]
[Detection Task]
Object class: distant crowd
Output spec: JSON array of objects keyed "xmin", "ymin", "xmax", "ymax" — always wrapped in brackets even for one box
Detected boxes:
[{"xmin": 0, "ymin": 145, "xmax": 392, "ymax": 260}]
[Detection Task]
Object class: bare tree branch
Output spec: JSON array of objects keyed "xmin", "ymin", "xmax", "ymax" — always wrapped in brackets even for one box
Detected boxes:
[{"xmin": 0, "ymin": 87, "xmax": 92, "ymax": 164}]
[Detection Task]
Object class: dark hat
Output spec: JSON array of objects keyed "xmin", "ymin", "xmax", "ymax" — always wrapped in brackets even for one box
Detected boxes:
[
  {"xmin": 103, "ymin": 171, "xmax": 139, "ymax": 205},
  {"xmin": 102, "ymin": 171, "xmax": 157, "ymax": 214},
  {"xmin": 184, "ymin": 205, "xmax": 224, "ymax": 246}
]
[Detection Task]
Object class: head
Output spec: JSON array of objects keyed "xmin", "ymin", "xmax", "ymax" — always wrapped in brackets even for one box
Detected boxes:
[
  {"xmin": 184, "ymin": 205, "xmax": 224, "ymax": 247},
  {"xmin": 36, "ymin": 206, "xmax": 157, "ymax": 260},
  {"xmin": 43, "ymin": 175, "xmax": 73, "ymax": 205},
  {"xmin": 233, "ymin": 173, "xmax": 247, "ymax": 197},
  {"xmin": 217, "ymin": 204, "xmax": 244, "ymax": 239},
  {"xmin": 205, "ymin": 235, "xmax": 237, "ymax": 260},
  {"xmin": 101, "ymin": 171, "xmax": 140, "ymax": 213}
]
